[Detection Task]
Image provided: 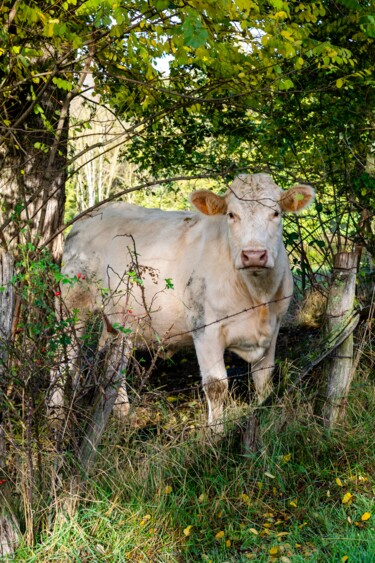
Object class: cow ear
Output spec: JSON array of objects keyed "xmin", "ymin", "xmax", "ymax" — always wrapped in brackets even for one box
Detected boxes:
[
  {"xmin": 280, "ymin": 184, "xmax": 315, "ymax": 213},
  {"xmin": 190, "ymin": 190, "xmax": 227, "ymax": 215}
]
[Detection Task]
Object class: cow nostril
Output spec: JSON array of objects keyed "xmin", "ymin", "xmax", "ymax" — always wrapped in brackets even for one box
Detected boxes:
[
  {"xmin": 241, "ymin": 249, "xmax": 268, "ymax": 267},
  {"xmin": 260, "ymin": 250, "xmax": 267, "ymax": 263}
]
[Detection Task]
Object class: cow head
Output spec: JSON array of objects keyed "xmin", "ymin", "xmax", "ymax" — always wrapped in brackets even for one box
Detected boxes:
[{"xmin": 191, "ymin": 173, "xmax": 315, "ymax": 272}]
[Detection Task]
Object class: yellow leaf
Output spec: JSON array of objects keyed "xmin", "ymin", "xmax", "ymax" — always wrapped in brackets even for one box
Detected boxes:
[
  {"xmin": 226, "ymin": 539, "xmax": 231, "ymax": 547},
  {"xmin": 361, "ymin": 512, "xmax": 371, "ymax": 521},
  {"xmin": 270, "ymin": 546, "xmax": 279, "ymax": 555},
  {"xmin": 276, "ymin": 531, "xmax": 290, "ymax": 537},
  {"xmin": 342, "ymin": 492, "xmax": 353, "ymax": 504},
  {"xmin": 341, "ymin": 557, "xmax": 349, "ymax": 562},
  {"xmin": 164, "ymin": 485, "xmax": 172, "ymax": 494},
  {"xmin": 336, "ymin": 78, "xmax": 344, "ymax": 88},
  {"xmin": 289, "ymin": 499, "xmax": 297, "ymax": 508},
  {"xmin": 265, "ymin": 472, "xmax": 275, "ymax": 479},
  {"xmin": 240, "ymin": 493, "xmax": 250, "ymax": 503},
  {"xmin": 183, "ymin": 525, "xmax": 193, "ymax": 536},
  {"xmin": 275, "ymin": 10, "xmax": 287, "ymax": 18},
  {"xmin": 336, "ymin": 477, "xmax": 343, "ymax": 487},
  {"xmin": 215, "ymin": 530, "xmax": 225, "ymax": 540},
  {"xmin": 249, "ymin": 528, "xmax": 258, "ymax": 535},
  {"xmin": 282, "ymin": 453, "xmax": 291, "ymax": 464},
  {"xmin": 198, "ymin": 494, "xmax": 206, "ymax": 503}
]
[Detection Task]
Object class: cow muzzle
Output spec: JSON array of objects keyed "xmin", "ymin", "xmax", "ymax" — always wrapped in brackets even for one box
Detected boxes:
[{"xmin": 241, "ymin": 249, "xmax": 268, "ymax": 268}]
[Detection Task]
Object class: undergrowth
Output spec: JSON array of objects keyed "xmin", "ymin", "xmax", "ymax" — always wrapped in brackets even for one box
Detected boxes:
[{"xmin": 9, "ymin": 376, "xmax": 375, "ymax": 563}]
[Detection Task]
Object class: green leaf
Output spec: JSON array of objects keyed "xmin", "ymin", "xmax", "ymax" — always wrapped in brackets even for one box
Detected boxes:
[
  {"xmin": 181, "ymin": 15, "xmax": 209, "ymax": 49},
  {"xmin": 52, "ymin": 77, "xmax": 74, "ymax": 91}
]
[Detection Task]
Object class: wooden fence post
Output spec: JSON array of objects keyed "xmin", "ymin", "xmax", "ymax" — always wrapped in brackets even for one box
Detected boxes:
[
  {"xmin": 317, "ymin": 251, "xmax": 358, "ymax": 428},
  {"xmin": 0, "ymin": 250, "xmax": 19, "ymax": 557}
]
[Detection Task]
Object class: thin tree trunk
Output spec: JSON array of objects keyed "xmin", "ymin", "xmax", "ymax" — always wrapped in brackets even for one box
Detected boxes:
[
  {"xmin": 0, "ymin": 251, "xmax": 19, "ymax": 557},
  {"xmin": 316, "ymin": 251, "xmax": 358, "ymax": 427}
]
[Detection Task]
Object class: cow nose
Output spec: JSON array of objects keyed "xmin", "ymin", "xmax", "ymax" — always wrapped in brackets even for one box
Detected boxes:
[{"xmin": 241, "ymin": 249, "xmax": 268, "ymax": 268}]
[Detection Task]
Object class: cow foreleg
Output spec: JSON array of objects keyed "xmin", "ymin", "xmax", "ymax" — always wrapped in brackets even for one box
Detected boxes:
[
  {"xmin": 194, "ymin": 338, "xmax": 228, "ymax": 431},
  {"xmin": 252, "ymin": 320, "xmax": 280, "ymax": 403}
]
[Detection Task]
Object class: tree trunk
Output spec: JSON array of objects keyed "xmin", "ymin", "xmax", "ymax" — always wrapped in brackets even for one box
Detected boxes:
[
  {"xmin": 0, "ymin": 251, "xmax": 20, "ymax": 557},
  {"xmin": 316, "ymin": 252, "xmax": 358, "ymax": 428}
]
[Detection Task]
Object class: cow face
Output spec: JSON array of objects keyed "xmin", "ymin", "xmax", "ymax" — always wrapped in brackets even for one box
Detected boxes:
[{"xmin": 191, "ymin": 173, "xmax": 315, "ymax": 272}]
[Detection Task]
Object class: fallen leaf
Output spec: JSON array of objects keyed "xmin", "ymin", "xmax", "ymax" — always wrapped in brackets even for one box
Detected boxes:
[
  {"xmin": 215, "ymin": 530, "xmax": 225, "ymax": 540},
  {"xmin": 164, "ymin": 485, "xmax": 173, "ymax": 494},
  {"xmin": 282, "ymin": 453, "xmax": 292, "ymax": 464},
  {"xmin": 183, "ymin": 525, "xmax": 193, "ymax": 536},
  {"xmin": 265, "ymin": 472, "xmax": 276, "ymax": 479},
  {"xmin": 342, "ymin": 492, "xmax": 353, "ymax": 504},
  {"xmin": 336, "ymin": 477, "xmax": 343, "ymax": 487},
  {"xmin": 240, "ymin": 493, "xmax": 250, "ymax": 503},
  {"xmin": 249, "ymin": 528, "xmax": 258, "ymax": 535},
  {"xmin": 198, "ymin": 494, "xmax": 206, "ymax": 503},
  {"xmin": 276, "ymin": 532, "xmax": 290, "ymax": 537},
  {"xmin": 361, "ymin": 512, "xmax": 371, "ymax": 521},
  {"xmin": 226, "ymin": 539, "xmax": 231, "ymax": 547},
  {"xmin": 341, "ymin": 557, "xmax": 349, "ymax": 562},
  {"xmin": 289, "ymin": 499, "xmax": 297, "ymax": 508},
  {"xmin": 280, "ymin": 557, "xmax": 291, "ymax": 563},
  {"xmin": 270, "ymin": 546, "xmax": 279, "ymax": 555}
]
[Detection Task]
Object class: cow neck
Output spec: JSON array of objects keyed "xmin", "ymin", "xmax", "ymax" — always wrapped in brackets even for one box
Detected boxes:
[{"xmin": 239, "ymin": 250, "xmax": 287, "ymax": 305}]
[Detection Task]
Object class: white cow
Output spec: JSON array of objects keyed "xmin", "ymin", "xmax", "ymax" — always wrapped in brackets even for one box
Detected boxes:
[{"xmin": 58, "ymin": 174, "xmax": 314, "ymax": 427}]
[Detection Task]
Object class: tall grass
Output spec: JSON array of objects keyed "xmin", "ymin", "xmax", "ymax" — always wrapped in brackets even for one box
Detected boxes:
[{"xmin": 9, "ymin": 371, "xmax": 375, "ymax": 563}]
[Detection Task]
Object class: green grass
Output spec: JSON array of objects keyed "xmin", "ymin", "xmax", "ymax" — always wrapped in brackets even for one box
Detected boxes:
[{"xmin": 8, "ymin": 380, "xmax": 375, "ymax": 563}]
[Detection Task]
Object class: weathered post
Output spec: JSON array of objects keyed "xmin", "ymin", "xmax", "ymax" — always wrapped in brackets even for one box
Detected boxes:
[
  {"xmin": 317, "ymin": 251, "xmax": 358, "ymax": 428},
  {"xmin": 0, "ymin": 250, "xmax": 19, "ymax": 557}
]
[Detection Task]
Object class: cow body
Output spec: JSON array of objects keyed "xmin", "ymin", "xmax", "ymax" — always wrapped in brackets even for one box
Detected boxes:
[{"xmin": 59, "ymin": 174, "xmax": 314, "ymax": 426}]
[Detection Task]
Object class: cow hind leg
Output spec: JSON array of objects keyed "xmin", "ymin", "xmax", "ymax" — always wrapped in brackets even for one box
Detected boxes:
[
  {"xmin": 48, "ymin": 319, "xmax": 88, "ymax": 424},
  {"xmin": 99, "ymin": 328, "xmax": 131, "ymax": 420}
]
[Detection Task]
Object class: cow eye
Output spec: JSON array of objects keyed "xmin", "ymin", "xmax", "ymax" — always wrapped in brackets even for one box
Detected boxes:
[
  {"xmin": 273, "ymin": 210, "xmax": 280, "ymax": 218},
  {"xmin": 227, "ymin": 212, "xmax": 235, "ymax": 219}
]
